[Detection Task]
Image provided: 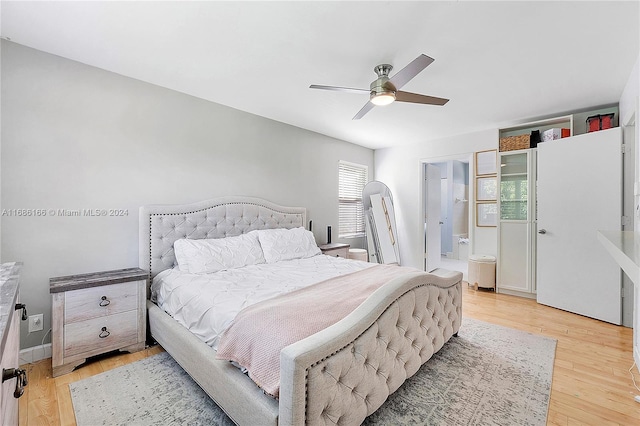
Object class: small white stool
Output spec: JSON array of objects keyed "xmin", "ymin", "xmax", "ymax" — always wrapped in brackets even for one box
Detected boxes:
[
  {"xmin": 348, "ymin": 248, "xmax": 368, "ymax": 262},
  {"xmin": 468, "ymin": 254, "xmax": 496, "ymax": 290}
]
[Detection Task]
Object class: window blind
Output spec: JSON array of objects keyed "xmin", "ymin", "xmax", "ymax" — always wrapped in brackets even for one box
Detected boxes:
[{"xmin": 338, "ymin": 161, "xmax": 368, "ymax": 238}]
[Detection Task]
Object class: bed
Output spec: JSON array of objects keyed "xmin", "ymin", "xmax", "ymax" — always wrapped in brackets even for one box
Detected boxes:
[{"xmin": 139, "ymin": 196, "xmax": 462, "ymax": 426}]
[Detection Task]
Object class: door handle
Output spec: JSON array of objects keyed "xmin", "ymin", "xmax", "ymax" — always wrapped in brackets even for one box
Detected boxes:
[{"xmin": 538, "ymin": 229, "xmax": 547, "ymax": 234}]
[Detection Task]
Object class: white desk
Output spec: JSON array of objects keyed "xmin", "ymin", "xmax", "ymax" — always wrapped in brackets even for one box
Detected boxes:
[
  {"xmin": 597, "ymin": 231, "xmax": 640, "ymax": 285},
  {"xmin": 597, "ymin": 230, "xmax": 640, "ymax": 372}
]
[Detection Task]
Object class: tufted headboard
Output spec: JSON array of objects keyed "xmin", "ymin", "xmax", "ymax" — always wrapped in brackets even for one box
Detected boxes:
[{"xmin": 139, "ymin": 196, "xmax": 307, "ymax": 281}]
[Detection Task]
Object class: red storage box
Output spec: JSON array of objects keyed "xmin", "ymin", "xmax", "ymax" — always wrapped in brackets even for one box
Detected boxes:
[{"xmin": 586, "ymin": 113, "xmax": 615, "ymax": 132}]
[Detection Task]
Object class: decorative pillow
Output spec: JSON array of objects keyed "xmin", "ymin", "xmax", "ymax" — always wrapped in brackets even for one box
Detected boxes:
[
  {"xmin": 173, "ymin": 233, "xmax": 265, "ymax": 274},
  {"xmin": 256, "ymin": 227, "xmax": 321, "ymax": 263}
]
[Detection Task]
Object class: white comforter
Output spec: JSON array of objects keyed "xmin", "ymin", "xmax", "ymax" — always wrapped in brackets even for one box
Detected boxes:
[{"xmin": 151, "ymin": 254, "xmax": 375, "ymax": 350}]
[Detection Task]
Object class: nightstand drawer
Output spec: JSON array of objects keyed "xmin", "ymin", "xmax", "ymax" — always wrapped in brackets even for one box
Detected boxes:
[
  {"xmin": 65, "ymin": 281, "xmax": 139, "ymax": 323},
  {"xmin": 323, "ymin": 247, "xmax": 349, "ymax": 258},
  {"xmin": 64, "ymin": 310, "xmax": 138, "ymax": 358},
  {"xmin": 319, "ymin": 243, "xmax": 350, "ymax": 259}
]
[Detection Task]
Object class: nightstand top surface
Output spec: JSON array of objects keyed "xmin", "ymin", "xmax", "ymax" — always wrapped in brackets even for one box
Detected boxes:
[
  {"xmin": 50, "ymin": 267, "xmax": 148, "ymax": 293},
  {"xmin": 319, "ymin": 243, "xmax": 350, "ymax": 250}
]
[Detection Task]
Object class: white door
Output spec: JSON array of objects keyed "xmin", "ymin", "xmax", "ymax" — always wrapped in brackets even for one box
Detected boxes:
[
  {"xmin": 425, "ymin": 164, "xmax": 442, "ymax": 272},
  {"xmin": 537, "ymin": 128, "xmax": 622, "ymax": 324}
]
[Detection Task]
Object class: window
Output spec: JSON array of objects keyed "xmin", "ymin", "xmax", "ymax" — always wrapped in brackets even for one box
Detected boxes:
[{"xmin": 338, "ymin": 161, "xmax": 368, "ymax": 238}]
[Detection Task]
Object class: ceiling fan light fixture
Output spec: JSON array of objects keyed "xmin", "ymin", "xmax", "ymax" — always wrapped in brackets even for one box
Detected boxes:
[
  {"xmin": 370, "ymin": 91, "xmax": 396, "ymax": 106},
  {"xmin": 309, "ymin": 54, "xmax": 448, "ymax": 119}
]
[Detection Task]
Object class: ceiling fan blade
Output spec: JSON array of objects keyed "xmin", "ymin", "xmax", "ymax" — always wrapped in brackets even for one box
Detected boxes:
[
  {"xmin": 388, "ymin": 54, "xmax": 435, "ymax": 90},
  {"xmin": 395, "ymin": 91, "xmax": 449, "ymax": 106},
  {"xmin": 353, "ymin": 102, "xmax": 375, "ymax": 120},
  {"xmin": 309, "ymin": 84, "xmax": 369, "ymax": 95}
]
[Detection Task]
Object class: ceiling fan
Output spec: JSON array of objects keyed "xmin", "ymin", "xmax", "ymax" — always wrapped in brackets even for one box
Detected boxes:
[{"xmin": 310, "ymin": 54, "xmax": 449, "ymax": 120}]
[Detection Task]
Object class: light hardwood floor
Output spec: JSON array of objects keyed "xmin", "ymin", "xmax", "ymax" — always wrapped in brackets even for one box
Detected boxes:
[{"xmin": 19, "ymin": 285, "xmax": 640, "ymax": 425}]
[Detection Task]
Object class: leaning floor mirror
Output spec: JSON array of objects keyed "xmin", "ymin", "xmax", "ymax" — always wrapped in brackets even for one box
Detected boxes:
[{"xmin": 363, "ymin": 181, "xmax": 400, "ymax": 265}]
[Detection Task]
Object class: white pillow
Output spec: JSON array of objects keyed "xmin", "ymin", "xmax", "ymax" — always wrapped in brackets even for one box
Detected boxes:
[
  {"xmin": 256, "ymin": 227, "xmax": 321, "ymax": 263},
  {"xmin": 173, "ymin": 233, "xmax": 265, "ymax": 274}
]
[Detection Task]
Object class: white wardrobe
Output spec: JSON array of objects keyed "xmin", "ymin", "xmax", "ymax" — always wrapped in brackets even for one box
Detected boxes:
[{"xmin": 497, "ymin": 125, "xmax": 623, "ymax": 324}]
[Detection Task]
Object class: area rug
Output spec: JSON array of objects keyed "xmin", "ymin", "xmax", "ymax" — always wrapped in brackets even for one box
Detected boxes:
[{"xmin": 70, "ymin": 317, "xmax": 556, "ymax": 426}]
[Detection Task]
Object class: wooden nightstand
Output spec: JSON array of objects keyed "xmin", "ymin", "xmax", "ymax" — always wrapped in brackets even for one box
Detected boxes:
[
  {"xmin": 319, "ymin": 243, "xmax": 350, "ymax": 258},
  {"xmin": 49, "ymin": 268, "xmax": 148, "ymax": 377}
]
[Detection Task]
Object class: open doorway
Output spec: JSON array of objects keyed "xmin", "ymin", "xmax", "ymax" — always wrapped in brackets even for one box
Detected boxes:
[{"xmin": 422, "ymin": 154, "xmax": 473, "ymax": 280}]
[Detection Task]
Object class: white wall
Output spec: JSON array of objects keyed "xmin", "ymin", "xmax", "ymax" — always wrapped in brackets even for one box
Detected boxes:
[
  {"xmin": 0, "ymin": 13, "xmax": 3, "ymax": 260},
  {"xmin": 1, "ymin": 41, "xmax": 374, "ymax": 348},
  {"xmin": 374, "ymin": 129, "xmax": 498, "ymax": 270}
]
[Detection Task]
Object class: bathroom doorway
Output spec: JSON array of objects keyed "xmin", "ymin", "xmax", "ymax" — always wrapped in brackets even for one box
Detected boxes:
[{"xmin": 422, "ymin": 154, "xmax": 472, "ymax": 280}]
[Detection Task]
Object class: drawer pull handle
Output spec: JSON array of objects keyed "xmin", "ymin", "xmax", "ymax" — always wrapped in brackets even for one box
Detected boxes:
[
  {"xmin": 2, "ymin": 368, "xmax": 27, "ymax": 398},
  {"xmin": 99, "ymin": 296, "xmax": 111, "ymax": 307},
  {"xmin": 15, "ymin": 303, "xmax": 28, "ymax": 321},
  {"xmin": 99, "ymin": 327, "xmax": 110, "ymax": 338}
]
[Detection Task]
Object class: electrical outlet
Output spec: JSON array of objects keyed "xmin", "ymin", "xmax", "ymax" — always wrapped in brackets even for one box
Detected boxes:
[{"xmin": 28, "ymin": 314, "xmax": 43, "ymax": 333}]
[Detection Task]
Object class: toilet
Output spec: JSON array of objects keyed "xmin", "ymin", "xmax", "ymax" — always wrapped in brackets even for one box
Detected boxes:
[{"xmin": 452, "ymin": 234, "xmax": 469, "ymax": 260}]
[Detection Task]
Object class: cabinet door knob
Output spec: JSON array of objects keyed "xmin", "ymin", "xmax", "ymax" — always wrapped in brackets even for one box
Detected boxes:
[
  {"xmin": 99, "ymin": 327, "xmax": 110, "ymax": 338},
  {"xmin": 99, "ymin": 296, "xmax": 111, "ymax": 307},
  {"xmin": 538, "ymin": 229, "xmax": 547, "ymax": 234}
]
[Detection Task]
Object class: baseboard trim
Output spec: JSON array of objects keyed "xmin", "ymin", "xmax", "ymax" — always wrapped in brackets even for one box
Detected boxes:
[{"xmin": 20, "ymin": 343, "xmax": 52, "ymax": 365}]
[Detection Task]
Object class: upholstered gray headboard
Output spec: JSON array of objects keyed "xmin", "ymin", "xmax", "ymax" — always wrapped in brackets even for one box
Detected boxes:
[{"xmin": 139, "ymin": 196, "xmax": 307, "ymax": 280}]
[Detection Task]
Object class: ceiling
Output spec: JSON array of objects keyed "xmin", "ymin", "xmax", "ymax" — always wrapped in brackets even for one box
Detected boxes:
[{"xmin": 1, "ymin": 1, "xmax": 638, "ymax": 150}]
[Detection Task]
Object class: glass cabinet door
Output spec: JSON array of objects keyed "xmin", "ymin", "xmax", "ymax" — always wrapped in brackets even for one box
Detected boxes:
[{"xmin": 500, "ymin": 153, "xmax": 528, "ymax": 220}]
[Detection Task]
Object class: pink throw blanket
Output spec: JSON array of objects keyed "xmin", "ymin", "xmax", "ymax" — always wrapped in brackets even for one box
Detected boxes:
[{"xmin": 216, "ymin": 263, "xmax": 417, "ymax": 398}]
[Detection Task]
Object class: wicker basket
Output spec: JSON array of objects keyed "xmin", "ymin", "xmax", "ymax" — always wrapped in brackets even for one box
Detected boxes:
[{"xmin": 499, "ymin": 134, "xmax": 530, "ymax": 152}]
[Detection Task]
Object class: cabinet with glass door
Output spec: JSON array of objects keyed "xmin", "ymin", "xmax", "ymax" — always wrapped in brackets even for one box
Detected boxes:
[{"xmin": 497, "ymin": 149, "xmax": 536, "ymax": 296}]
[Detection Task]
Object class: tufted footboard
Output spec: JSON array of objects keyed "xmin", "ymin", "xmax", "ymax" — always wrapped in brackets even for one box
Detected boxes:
[{"xmin": 279, "ymin": 268, "xmax": 462, "ymax": 426}]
